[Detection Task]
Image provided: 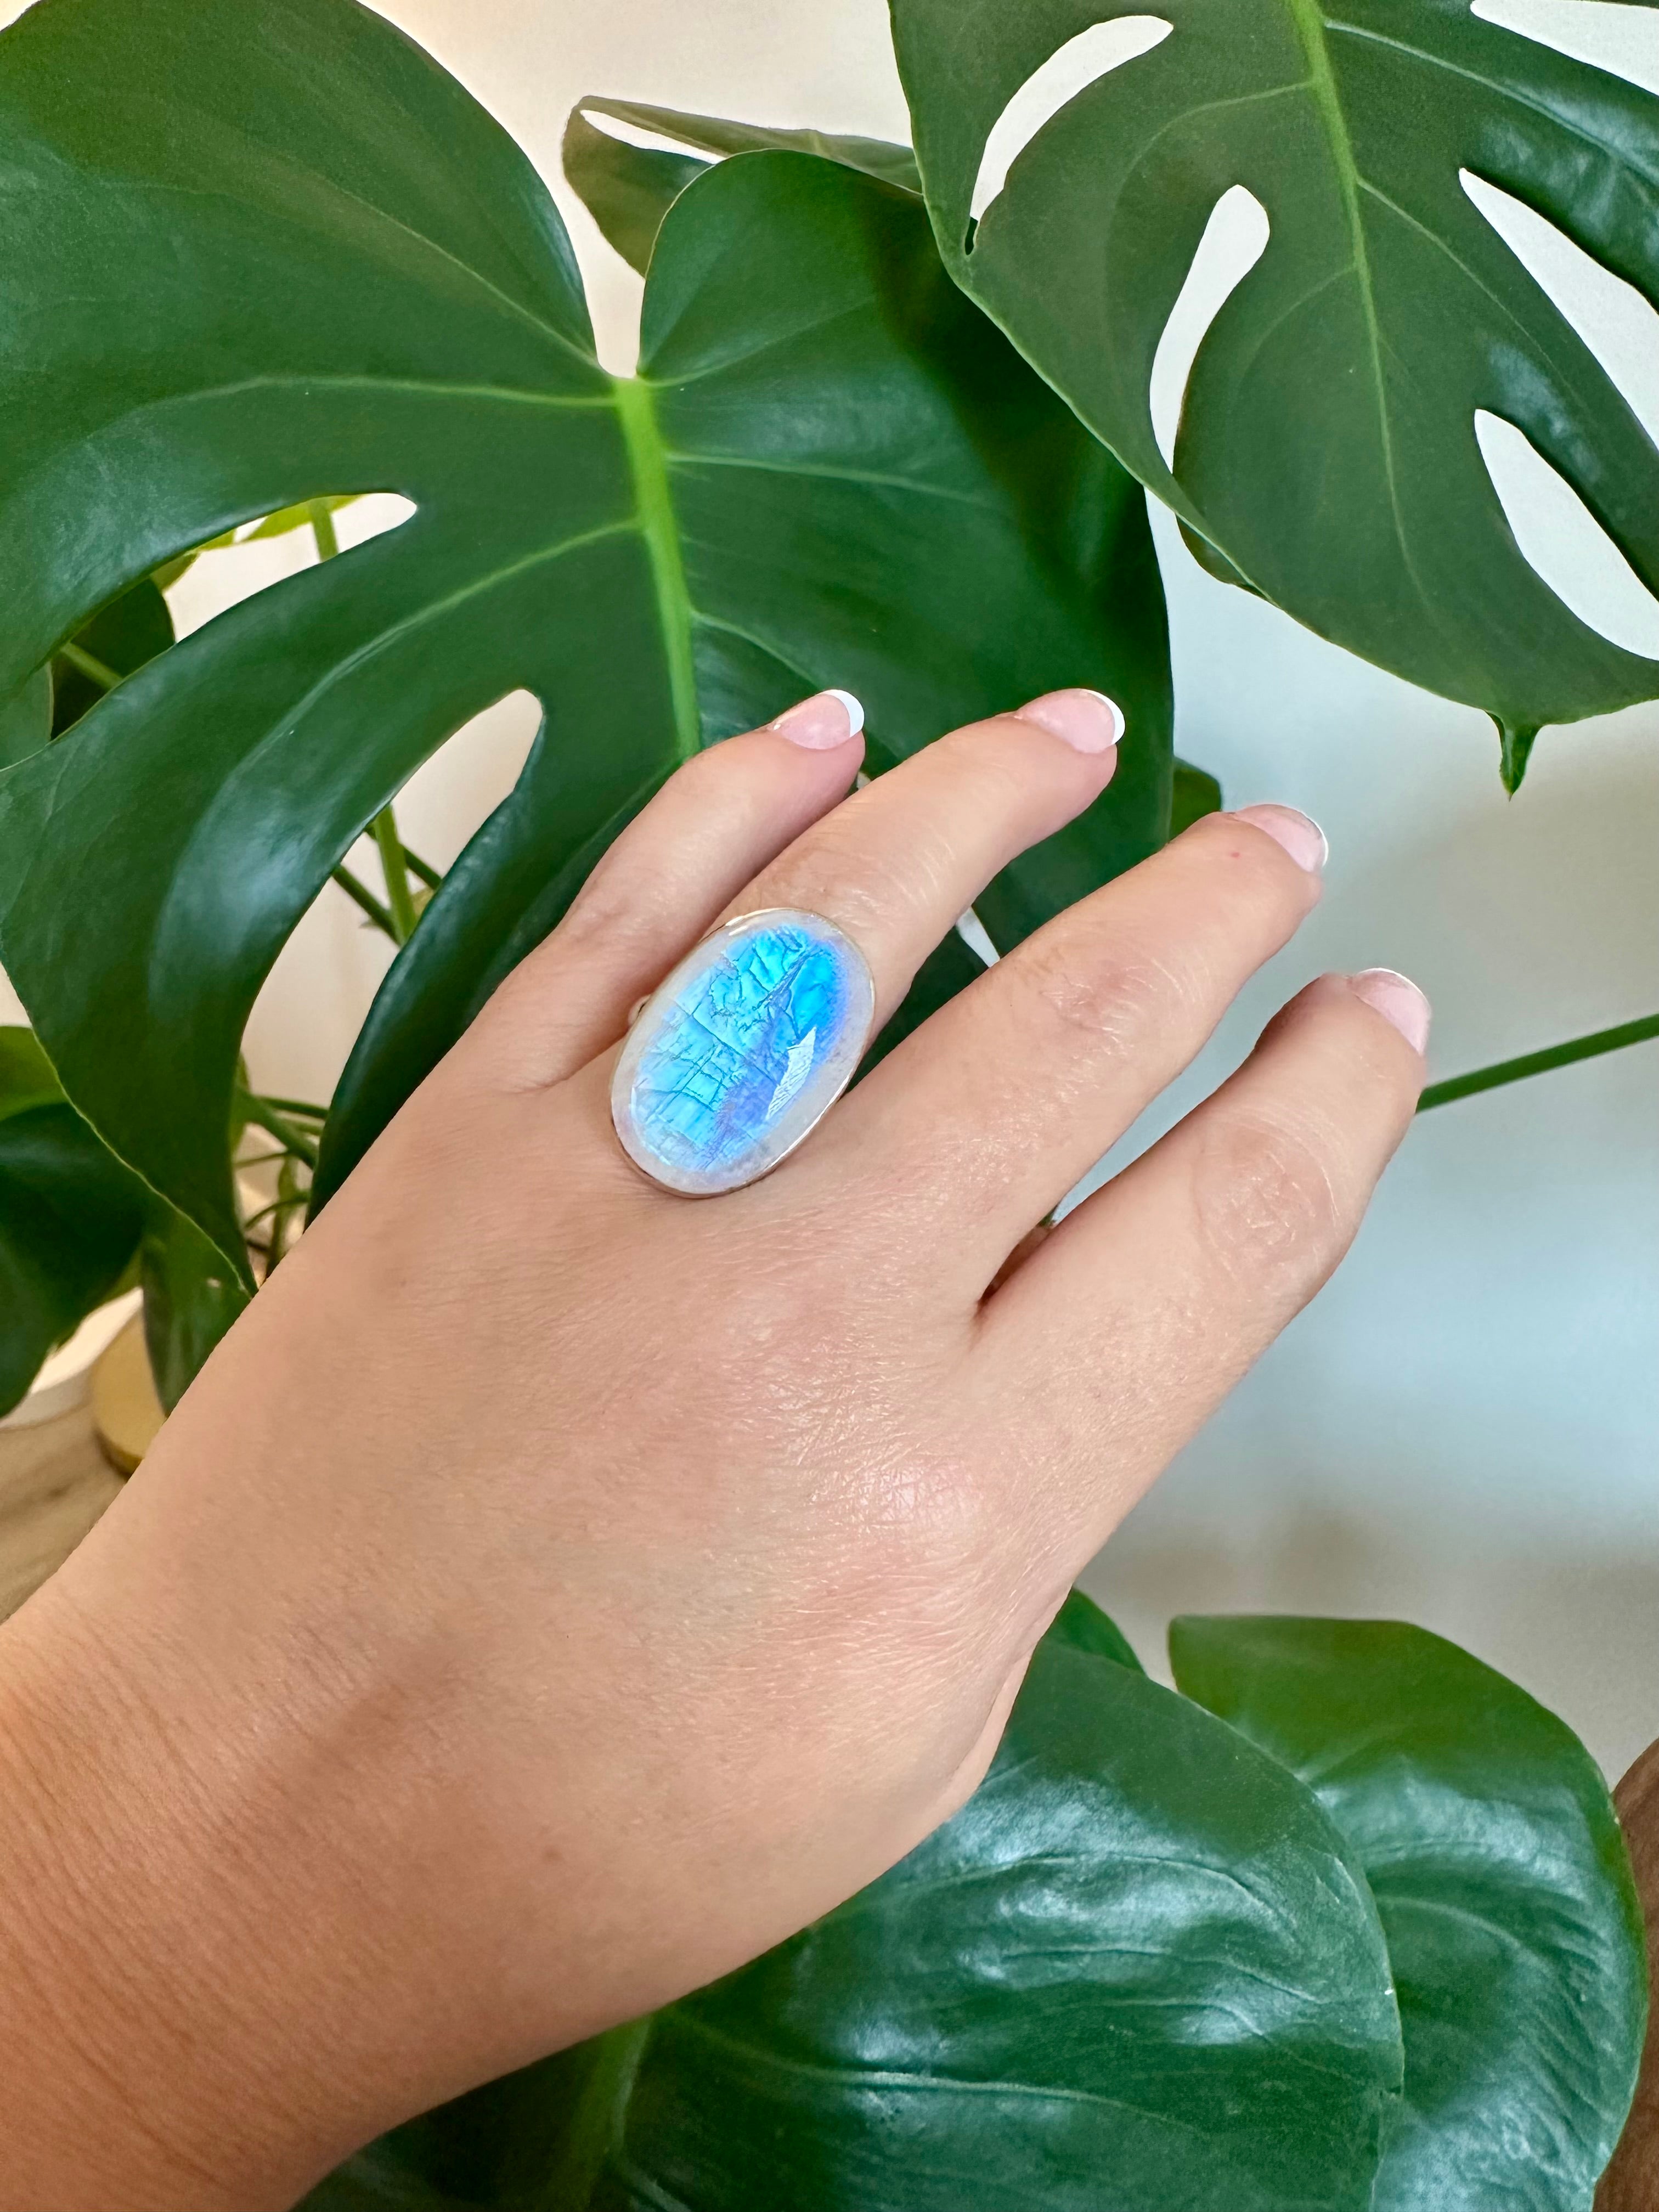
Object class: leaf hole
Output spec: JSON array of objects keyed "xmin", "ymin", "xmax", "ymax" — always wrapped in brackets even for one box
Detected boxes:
[
  {"xmin": 968, "ymin": 16, "xmax": 1172, "ymax": 233},
  {"xmin": 1149, "ymin": 185, "xmax": 1271, "ymax": 472},
  {"xmin": 576, "ymin": 108, "xmax": 716, "ymax": 165},
  {"xmin": 1475, "ymin": 410, "xmax": 1659, "ymax": 657},
  {"xmin": 40, "ymin": 498, "xmax": 419, "ymax": 752},
  {"xmin": 1471, "ymin": 0, "xmax": 1659, "ymax": 95},
  {"xmin": 245, "ymin": 687, "xmax": 543, "ymax": 1104},
  {"xmin": 165, "ymin": 494, "xmax": 417, "ymax": 642},
  {"xmin": 1459, "ymin": 171, "xmax": 1659, "ymax": 455},
  {"xmin": 368, "ymin": 687, "xmax": 543, "ymax": 888}
]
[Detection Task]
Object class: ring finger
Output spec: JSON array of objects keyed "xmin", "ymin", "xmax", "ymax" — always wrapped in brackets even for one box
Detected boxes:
[{"xmin": 570, "ymin": 688, "xmax": 1126, "ymax": 1196}]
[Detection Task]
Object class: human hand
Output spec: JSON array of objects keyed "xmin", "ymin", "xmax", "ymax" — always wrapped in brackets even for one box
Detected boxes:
[{"xmin": 0, "ymin": 687, "xmax": 1427, "ymax": 2208}]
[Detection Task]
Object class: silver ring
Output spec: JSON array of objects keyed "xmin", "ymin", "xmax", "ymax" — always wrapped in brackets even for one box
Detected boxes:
[{"xmin": 611, "ymin": 907, "xmax": 877, "ymax": 1197}]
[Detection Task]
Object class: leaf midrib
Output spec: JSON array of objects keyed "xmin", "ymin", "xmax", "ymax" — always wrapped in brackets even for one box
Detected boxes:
[
  {"xmin": 1278, "ymin": 0, "xmax": 1415, "ymax": 589},
  {"xmin": 614, "ymin": 373, "xmax": 701, "ymax": 760}
]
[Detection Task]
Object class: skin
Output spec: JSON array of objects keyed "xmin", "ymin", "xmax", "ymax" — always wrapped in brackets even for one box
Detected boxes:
[{"xmin": 0, "ymin": 690, "xmax": 1428, "ymax": 2210}]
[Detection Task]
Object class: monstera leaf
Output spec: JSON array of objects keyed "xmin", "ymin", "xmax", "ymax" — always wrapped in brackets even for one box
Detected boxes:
[
  {"xmin": 1171, "ymin": 756, "xmax": 1223, "ymax": 836},
  {"xmin": 1172, "ymin": 1616, "xmax": 1646, "ymax": 2209},
  {"xmin": 890, "ymin": 0, "xmax": 1659, "ymax": 771},
  {"xmin": 0, "ymin": 669, "xmax": 50, "ymax": 774},
  {"xmin": 50, "ymin": 576, "xmax": 175, "ymax": 736},
  {"xmin": 1045, "ymin": 1582, "xmax": 1146, "ymax": 1669},
  {"xmin": 307, "ymin": 1613, "xmax": 1401, "ymax": 2211},
  {"xmin": 0, "ymin": 0, "xmax": 1170, "ymax": 1286},
  {"xmin": 564, "ymin": 98, "xmax": 922, "ymax": 276},
  {"xmin": 0, "ymin": 1029, "xmax": 146, "ymax": 1415}
]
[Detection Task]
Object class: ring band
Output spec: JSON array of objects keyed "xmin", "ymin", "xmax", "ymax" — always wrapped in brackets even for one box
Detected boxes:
[{"xmin": 611, "ymin": 907, "xmax": 877, "ymax": 1197}]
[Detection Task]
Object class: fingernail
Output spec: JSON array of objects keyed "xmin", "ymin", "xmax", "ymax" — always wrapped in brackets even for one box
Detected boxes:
[
  {"xmin": 1233, "ymin": 803, "xmax": 1328, "ymax": 874},
  {"xmin": 1013, "ymin": 688, "xmax": 1125, "ymax": 754},
  {"xmin": 769, "ymin": 689, "xmax": 864, "ymax": 749},
  {"xmin": 1348, "ymin": 967, "xmax": 1432, "ymax": 1054}
]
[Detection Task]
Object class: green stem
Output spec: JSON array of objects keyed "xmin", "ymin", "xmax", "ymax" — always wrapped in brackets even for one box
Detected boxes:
[
  {"xmin": 254, "ymin": 1094, "xmax": 330, "ymax": 1121},
  {"xmin": 1418, "ymin": 1012, "xmax": 1659, "ymax": 1111},
  {"xmin": 373, "ymin": 808, "xmax": 420, "ymax": 945},
  {"xmin": 267, "ymin": 1153, "xmax": 304, "ymax": 1273},
  {"xmin": 307, "ymin": 498, "xmax": 341, "ymax": 562},
  {"xmin": 239, "ymin": 1098, "xmax": 319, "ymax": 1169},
  {"xmin": 402, "ymin": 844, "xmax": 442, "ymax": 890},
  {"xmin": 332, "ymin": 864, "xmax": 398, "ymax": 939},
  {"xmin": 59, "ymin": 639, "xmax": 123, "ymax": 691},
  {"xmin": 307, "ymin": 500, "xmax": 421, "ymax": 947},
  {"xmin": 613, "ymin": 375, "xmax": 699, "ymax": 761}
]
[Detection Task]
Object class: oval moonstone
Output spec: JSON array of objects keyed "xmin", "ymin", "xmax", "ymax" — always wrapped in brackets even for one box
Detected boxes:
[{"xmin": 611, "ymin": 909, "xmax": 877, "ymax": 1197}]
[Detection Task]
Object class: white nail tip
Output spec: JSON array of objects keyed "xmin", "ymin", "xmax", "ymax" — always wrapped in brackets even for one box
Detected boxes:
[
  {"xmin": 1084, "ymin": 690, "xmax": 1127, "ymax": 745},
  {"xmin": 825, "ymin": 688, "xmax": 866, "ymax": 737}
]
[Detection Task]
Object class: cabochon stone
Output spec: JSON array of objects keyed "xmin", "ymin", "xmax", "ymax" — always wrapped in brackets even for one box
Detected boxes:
[{"xmin": 612, "ymin": 909, "xmax": 876, "ymax": 1197}]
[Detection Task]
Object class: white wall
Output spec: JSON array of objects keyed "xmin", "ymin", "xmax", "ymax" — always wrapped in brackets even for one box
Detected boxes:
[{"xmin": 2, "ymin": 0, "xmax": 1655, "ymax": 1774}]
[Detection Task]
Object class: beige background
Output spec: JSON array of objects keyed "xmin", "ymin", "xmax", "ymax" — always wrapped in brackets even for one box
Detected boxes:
[{"xmin": 1, "ymin": 0, "xmax": 1655, "ymax": 1770}]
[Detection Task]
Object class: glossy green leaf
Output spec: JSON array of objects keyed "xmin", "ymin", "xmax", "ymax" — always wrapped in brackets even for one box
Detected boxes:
[
  {"xmin": 0, "ymin": 0, "xmax": 1170, "ymax": 1280},
  {"xmin": 565, "ymin": 98, "xmax": 922, "ymax": 279},
  {"xmin": 1170, "ymin": 758, "xmax": 1223, "ymax": 837},
  {"xmin": 562, "ymin": 110, "xmax": 716, "ymax": 278},
  {"xmin": 1046, "ymin": 1584, "xmax": 1145, "ymax": 1671},
  {"xmin": 891, "ymin": 0, "xmax": 1659, "ymax": 747},
  {"xmin": 1171, "ymin": 1616, "xmax": 1646, "ymax": 2209},
  {"xmin": 50, "ymin": 575, "xmax": 174, "ymax": 735},
  {"xmin": 0, "ymin": 1028, "xmax": 146, "ymax": 1415},
  {"xmin": 313, "ymin": 771, "xmax": 670, "ymax": 1211},
  {"xmin": 0, "ymin": 668, "xmax": 51, "ymax": 772},
  {"xmin": 140, "ymin": 1201, "xmax": 250, "ymax": 1415},
  {"xmin": 308, "ymin": 1630, "xmax": 1401, "ymax": 2211}
]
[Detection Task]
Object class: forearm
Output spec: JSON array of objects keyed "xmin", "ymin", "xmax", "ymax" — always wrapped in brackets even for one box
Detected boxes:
[
  {"xmin": 0, "ymin": 1568, "xmax": 405, "ymax": 2211},
  {"xmin": 0, "ymin": 1599, "xmax": 272, "ymax": 2206}
]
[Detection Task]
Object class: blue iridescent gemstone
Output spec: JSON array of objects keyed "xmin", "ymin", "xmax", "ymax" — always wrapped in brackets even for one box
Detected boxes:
[{"xmin": 612, "ymin": 909, "xmax": 877, "ymax": 1195}]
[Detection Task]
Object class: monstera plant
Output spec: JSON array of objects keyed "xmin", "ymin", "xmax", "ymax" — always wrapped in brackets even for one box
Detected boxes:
[{"xmin": 0, "ymin": 0, "xmax": 1655, "ymax": 2202}]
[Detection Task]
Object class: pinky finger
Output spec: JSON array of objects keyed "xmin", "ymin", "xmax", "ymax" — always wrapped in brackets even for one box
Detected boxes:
[{"xmin": 970, "ymin": 969, "xmax": 1430, "ymax": 1566}]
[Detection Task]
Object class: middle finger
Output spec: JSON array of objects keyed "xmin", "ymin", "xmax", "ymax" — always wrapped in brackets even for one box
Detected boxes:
[
  {"xmin": 804, "ymin": 804, "xmax": 1328, "ymax": 1289},
  {"xmin": 714, "ymin": 687, "xmax": 1126, "ymax": 1036}
]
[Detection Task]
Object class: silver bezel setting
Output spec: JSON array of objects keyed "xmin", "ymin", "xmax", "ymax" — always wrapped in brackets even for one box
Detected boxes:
[{"xmin": 610, "ymin": 906, "xmax": 877, "ymax": 1198}]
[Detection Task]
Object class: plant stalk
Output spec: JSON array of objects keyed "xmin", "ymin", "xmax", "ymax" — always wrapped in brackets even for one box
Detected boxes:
[
  {"xmin": 239, "ymin": 1097, "xmax": 319, "ymax": 1169},
  {"xmin": 373, "ymin": 807, "xmax": 421, "ymax": 944},
  {"xmin": 267, "ymin": 1151, "xmax": 304, "ymax": 1272},
  {"xmin": 58, "ymin": 639, "xmax": 122, "ymax": 690},
  {"xmin": 307, "ymin": 498, "xmax": 342, "ymax": 562},
  {"xmin": 331, "ymin": 864, "xmax": 398, "ymax": 939},
  {"xmin": 307, "ymin": 499, "xmax": 422, "ymax": 946},
  {"xmin": 1418, "ymin": 1012, "xmax": 1659, "ymax": 1112}
]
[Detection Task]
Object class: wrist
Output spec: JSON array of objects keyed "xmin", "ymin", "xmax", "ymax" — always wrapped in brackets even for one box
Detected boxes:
[{"xmin": 0, "ymin": 1583, "xmax": 347, "ymax": 2210}]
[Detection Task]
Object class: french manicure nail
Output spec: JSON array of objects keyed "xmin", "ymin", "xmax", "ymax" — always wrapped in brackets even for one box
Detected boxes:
[
  {"xmin": 1233, "ymin": 803, "xmax": 1329, "ymax": 874},
  {"xmin": 1013, "ymin": 688, "xmax": 1125, "ymax": 754},
  {"xmin": 768, "ymin": 689, "xmax": 865, "ymax": 749},
  {"xmin": 1349, "ymin": 968, "xmax": 1432, "ymax": 1054}
]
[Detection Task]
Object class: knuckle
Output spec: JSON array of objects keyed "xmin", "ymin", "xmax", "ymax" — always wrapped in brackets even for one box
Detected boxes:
[
  {"xmin": 1011, "ymin": 929, "xmax": 1194, "ymax": 1059},
  {"xmin": 757, "ymin": 819, "xmax": 940, "ymax": 943},
  {"xmin": 1188, "ymin": 1108, "xmax": 1352, "ymax": 1294}
]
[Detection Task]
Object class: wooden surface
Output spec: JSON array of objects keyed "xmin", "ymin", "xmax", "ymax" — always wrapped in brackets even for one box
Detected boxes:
[
  {"xmin": 1598, "ymin": 1737, "xmax": 1659, "ymax": 2207},
  {"xmin": 0, "ymin": 1404, "xmax": 122, "ymax": 1623}
]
